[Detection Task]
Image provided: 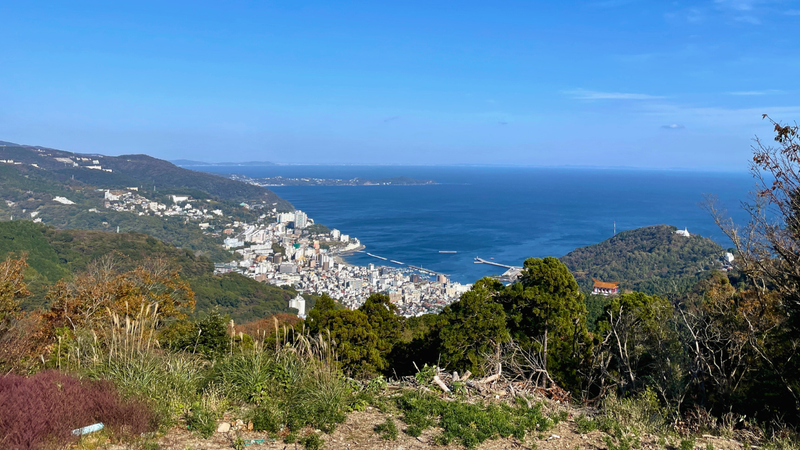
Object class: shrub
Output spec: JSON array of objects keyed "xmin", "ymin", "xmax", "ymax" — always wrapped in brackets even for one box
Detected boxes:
[
  {"xmin": 221, "ymin": 336, "xmax": 352, "ymax": 434},
  {"xmin": 185, "ymin": 401, "xmax": 217, "ymax": 438},
  {"xmin": 375, "ymin": 417, "xmax": 398, "ymax": 440},
  {"xmin": 394, "ymin": 390, "xmax": 553, "ymax": 449},
  {"xmin": 0, "ymin": 370, "xmax": 153, "ymax": 449},
  {"xmin": 575, "ymin": 414, "xmax": 599, "ymax": 433},
  {"xmin": 602, "ymin": 388, "xmax": 667, "ymax": 434},
  {"xmin": 299, "ymin": 433, "xmax": 324, "ymax": 450}
]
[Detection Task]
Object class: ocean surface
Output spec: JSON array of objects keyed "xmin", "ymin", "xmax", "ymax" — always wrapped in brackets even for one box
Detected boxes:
[{"xmin": 200, "ymin": 166, "xmax": 754, "ymax": 284}]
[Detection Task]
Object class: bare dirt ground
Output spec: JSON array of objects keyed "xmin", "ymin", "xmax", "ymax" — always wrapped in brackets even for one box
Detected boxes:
[{"xmin": 113, "ymin": 406, "xmax": 749, "ymax": 450}]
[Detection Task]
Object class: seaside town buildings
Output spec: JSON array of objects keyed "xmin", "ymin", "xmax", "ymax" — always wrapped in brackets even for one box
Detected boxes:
[{"xmin": 100, "ymin": 188, "xmax": 472, "ymax": 316}]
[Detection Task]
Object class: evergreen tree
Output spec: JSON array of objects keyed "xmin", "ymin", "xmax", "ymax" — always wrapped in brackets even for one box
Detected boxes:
[
  {"xmin": 500, "ymin": 257, "xmax": 591, "ymax": 390},
  {"xmin": 439, "ymin": 279, "xmax": 509, "ymax": 375}
]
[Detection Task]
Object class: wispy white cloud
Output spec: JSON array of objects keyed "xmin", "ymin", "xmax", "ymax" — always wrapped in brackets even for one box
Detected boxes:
[
  {"xmin": 662, "ymin": 124, "xmax": 685, "ymax": 129},
  {"xmin": 643, "ymin": 103, "xmax": 800, "ymax": 130},
  {"xmin": 727, "ymin": 89, "xmax": 782, "ymax": 95},
  {"xmin": 566, "ymin": 89, "xmax": 664, "ymax": 100},
  {"xmin": 714, "ymin": 0, "xmax": 759, "ymax": 11}
]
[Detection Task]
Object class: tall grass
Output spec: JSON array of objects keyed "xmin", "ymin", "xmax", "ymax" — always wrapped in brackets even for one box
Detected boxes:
[
  {"xmin": 55, "ymin": 303, "xmax": 207, "ymax": 428},
  {"xmin": 214, "ymin": 330, "xmax": 353, "ymax": 434},
  {"xmin": 52, "ymin": 307, "xmax": 355, "ymax": 437}
]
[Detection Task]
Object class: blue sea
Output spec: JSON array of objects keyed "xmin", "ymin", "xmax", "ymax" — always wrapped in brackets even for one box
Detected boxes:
[{"xmin": 200, "ymin": 166, "xmax": 754, "ymax": 284}]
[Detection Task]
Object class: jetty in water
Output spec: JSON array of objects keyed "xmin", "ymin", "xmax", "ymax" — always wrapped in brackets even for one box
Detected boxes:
[{"xmin": 473, "ymin": 257, "xmax": 519, "ymax": 270}]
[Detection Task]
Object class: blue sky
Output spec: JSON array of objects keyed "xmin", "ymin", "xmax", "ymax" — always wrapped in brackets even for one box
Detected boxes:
[{"xmin": 1, "ymin": 1, "xmax": 798, "ymax": 169}]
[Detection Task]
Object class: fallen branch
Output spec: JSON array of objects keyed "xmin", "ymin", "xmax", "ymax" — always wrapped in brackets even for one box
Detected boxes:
[
  {"xmin": 479, "ymin": 373, "xmax": 500, "ymax": 384},
  {"xmin": 433, "ymin": 375, "xmax": 451, "ymax": 393}
]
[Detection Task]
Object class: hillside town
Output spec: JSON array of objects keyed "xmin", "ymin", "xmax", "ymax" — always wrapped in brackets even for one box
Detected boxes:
[{"xmin": 101, "ymin": 188, "xmax": 472, "ymax": 316}]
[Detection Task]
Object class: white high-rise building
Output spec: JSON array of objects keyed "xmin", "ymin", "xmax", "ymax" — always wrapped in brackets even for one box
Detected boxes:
[
  {"xmin": 294, "ymin": 210, "xmax": 308, "ymax": 229},
  {"xmin": 289, "ymin": 294, "xmax": 306, "ymax": 317}
]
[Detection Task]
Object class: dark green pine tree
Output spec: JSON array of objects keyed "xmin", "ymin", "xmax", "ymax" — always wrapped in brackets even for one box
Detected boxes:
[
  {"xmin": 438, "ymin": 278, "xmax": 509, "ymax": 376},
  {"xmin": 500, "ymin": 257, "xmax": 592, "ymax": 390}
]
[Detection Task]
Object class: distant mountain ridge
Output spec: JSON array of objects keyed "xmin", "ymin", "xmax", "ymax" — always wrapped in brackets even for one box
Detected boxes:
[
  {"xmin": 0, "ymin": 141, "xmax": 293, "ymax": 261},
  {"xmin": 172, "ymin": 159, "xmax": 277, "ymax": 167},
  {"xmin": 560, "ymin": 224, "xmax": 728, "ymax": 296},
  {"xmin": 0, "ymin": 144, "xmax": 291, "ymax": 210}
]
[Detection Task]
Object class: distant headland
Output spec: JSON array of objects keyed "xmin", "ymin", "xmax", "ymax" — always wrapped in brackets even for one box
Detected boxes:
[{"xmin": 227, "ymin": 173, "xmax": 437, "ymax": 187}]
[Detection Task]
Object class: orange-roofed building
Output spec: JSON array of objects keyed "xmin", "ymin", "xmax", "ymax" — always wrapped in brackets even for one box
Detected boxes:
[{"xmin": 592, "ymin": 278, "xmax": 619, "ymax": 296}]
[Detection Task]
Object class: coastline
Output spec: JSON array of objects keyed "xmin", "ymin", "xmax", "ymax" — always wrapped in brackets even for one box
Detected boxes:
[{"xmin": 333, "ymin": 244, "xmax": 365, "ymax": 266}]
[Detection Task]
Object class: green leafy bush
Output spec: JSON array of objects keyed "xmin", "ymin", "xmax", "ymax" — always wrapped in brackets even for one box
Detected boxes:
[
  {"xmin": 299, "ymin": 433, "xmax": 324, "ymax": 450},
  {"xmin": 394, "ymin": 391, "xmax": 553, "ymax": 448}
]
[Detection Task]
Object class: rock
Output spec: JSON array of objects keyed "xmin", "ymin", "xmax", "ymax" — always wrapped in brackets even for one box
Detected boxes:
[
  {"xmin": 547, "ymin": 434, "xmax": 561, "ymax": 440},
  {"xmin": 216, "ymin": 422, "xmax": 231, "ymax": 433},
  {"xmin": 248, "ymin": 421, "xmax": 253, "ymax": 431}
]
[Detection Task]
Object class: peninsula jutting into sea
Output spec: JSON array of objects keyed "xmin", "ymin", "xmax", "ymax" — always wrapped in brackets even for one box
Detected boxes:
[{"xmin": 227, "ymin": 173, "xmax": 437, "ymax": 187}]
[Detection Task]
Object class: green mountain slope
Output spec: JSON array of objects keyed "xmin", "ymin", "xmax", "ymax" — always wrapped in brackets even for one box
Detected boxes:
[
  {"xmin": 0, "ymin": 145, "xmax": 292, "ymax": 210},
  {"xmin": 0, "ymin": 142, "xmax": 296, "ymax": 261},
  {"xmin": 0, "ymin": 164, "xmax": 231, "ymax": 261},
  {"xmin": 560, "ymin": 224, "xmax": 728, "ymax": 296},
  {"xmin": 0, "ymin": 221, "xmax": 295, "ymax": 321}
]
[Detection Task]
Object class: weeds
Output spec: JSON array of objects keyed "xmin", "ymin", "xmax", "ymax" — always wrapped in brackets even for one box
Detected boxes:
[
  {"xmin": 394, "ymin": 390, "xmax": 553, "ymax": 448},
  {"xmin": 185, "ymin": 401, "xmax": 217, "ymax": 438},
  {"xmin": 375, "ymin": 417, "xmax": 399, "ymax": 440},
  {"xmin": 602, "ymin": 388, "xmax": 667, "ymax": 435},
  {"xmin": 231, "ymin": 335, "xmax": 352, "ymax": 434},
  {"xmin": 602, "ymin": 423, "xmax": 639, "ymax": 450},
  {"xmin": 299, "ymin": 433, "xmax": 324, "ymax": 450},
  {"xmin": 575, "ymin": 414, "xmax": 599, "ymax": 433},
  {"xmin": 414, "ymin": 363, "xmax": 436, "ymax": 385}
]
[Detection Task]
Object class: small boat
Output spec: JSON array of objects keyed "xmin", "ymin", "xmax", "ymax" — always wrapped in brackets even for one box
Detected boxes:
[{"xmin": 439, "ymin": 250, "xmax": 457, "ymax": 254}]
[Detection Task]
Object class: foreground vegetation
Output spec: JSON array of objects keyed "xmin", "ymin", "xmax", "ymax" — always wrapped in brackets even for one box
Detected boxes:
[
  {"xmin": 0, "ymin": 221, "xmax": 297, "ymax": 321},
  {"xmin": 1, "ymin": 244, "xmax": 797, "ymax": 449},
  {"xmin": 1, "ymin": 119, "xmax": 800, "ymax": 449}
]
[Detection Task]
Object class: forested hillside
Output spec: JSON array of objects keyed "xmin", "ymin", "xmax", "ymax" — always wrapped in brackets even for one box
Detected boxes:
[
  {"xmin": 0, "ymin": 141, "xmax": 298, "ymax": 261},
  {"xmin": 0, "ymin": 221, "xmax": 295, "ymax": 321},
  {"xmin": 0, "ymin": 144, "xmax": 292, "ymax": 210},
  {"xmin": 560, "ymin": 224, "xmax": 727, "ymax": 295}
]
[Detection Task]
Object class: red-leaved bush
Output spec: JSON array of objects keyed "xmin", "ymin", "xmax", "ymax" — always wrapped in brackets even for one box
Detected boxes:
[{"xmin": 0, "ymin": 370, "xmax": 153, "ymax": 449}]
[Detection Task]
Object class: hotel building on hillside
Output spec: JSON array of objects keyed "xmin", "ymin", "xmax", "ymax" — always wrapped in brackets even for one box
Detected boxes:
[{"xmin": 592, "ymin": 278, "xmax": 619, "ymax": 296}]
